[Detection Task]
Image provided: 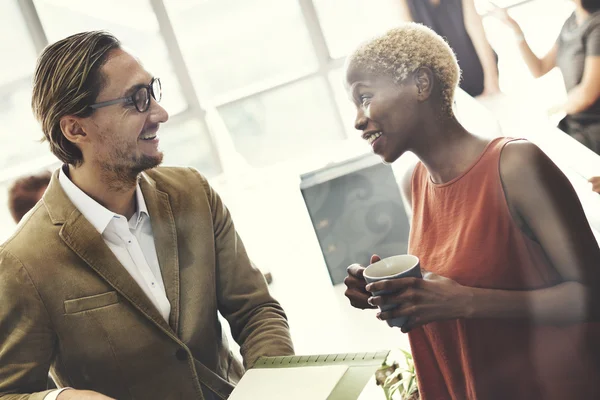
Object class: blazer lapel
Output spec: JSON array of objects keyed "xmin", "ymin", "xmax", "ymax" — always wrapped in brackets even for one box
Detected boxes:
[
  {"xmin": 45, "ymin": 169, "xmax": 172, "ymax": 333},
  {"xmin": 140, "ymin": 173, "xmax": 180, "ymax": 333}
]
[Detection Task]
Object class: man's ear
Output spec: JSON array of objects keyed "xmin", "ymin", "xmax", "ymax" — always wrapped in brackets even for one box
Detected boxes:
[
  {"xmin": 413, "ymin": 67, "xmax": 435, "ymax": 100},
  {"xmin": 59, "ymin": 116, "xmax": 87, "ymax": 144}
]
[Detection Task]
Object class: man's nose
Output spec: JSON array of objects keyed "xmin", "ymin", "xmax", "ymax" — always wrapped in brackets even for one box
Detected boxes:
[{"xmin": 149, "ymin": 98, "xmax": 169, "ymax": 124}]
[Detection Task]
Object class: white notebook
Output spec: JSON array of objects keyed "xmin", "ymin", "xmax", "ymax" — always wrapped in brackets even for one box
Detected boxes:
[{"xmin": 228, "ymin": 365, "xmax": 349, "ymax": 400}]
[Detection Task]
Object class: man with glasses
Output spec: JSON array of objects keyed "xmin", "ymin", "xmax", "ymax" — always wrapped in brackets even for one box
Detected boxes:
[
  {"xmin": 89, "ymin": 77, "xmax": 162, "ymax": 113},
  {"xmin": 0, "ymin": 31, "xmax": 294, "ymax": 400}
]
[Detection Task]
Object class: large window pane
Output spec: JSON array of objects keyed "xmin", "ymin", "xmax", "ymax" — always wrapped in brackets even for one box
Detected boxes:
[
  {"xmin": 34, "ymin": 0, "xmax": 187, "ymax": 116},
  {"xmin": 159, "ymin": 118, "xmax": 221, "ymax": 177},
  {"xmin": 329, "ymin": 68, "xmax": 360, "ymax": 140},
  {"xmin": 312, "ymin": 0, "xmax": 404, "ymax": 59},
  {"xmin": 164, "ymin": 0, "xmax": 318, "ymax": 99},
  {"xmin": 0, "ymin": 83, "xmax": 51, "ymax": 171},
  {"xmin": 0, "ymin": 2, "xmax": 48, "ymax": 172},
  {"xmin": 218, "ymin": 78, "xmax": 344, "ymax": 167},
  {"xmin": 0, "ymin": 1, "xmax": 37, "ymax": 84}
]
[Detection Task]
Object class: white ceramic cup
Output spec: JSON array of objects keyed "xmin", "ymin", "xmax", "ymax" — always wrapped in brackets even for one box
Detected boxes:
[{"xmin": 363, "ymin": 255, "xmax": 421, "ymax": 328}]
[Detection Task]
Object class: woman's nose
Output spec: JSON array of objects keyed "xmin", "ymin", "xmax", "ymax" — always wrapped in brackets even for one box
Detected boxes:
[{"xmin": 354, "ymin": 111, "xmax": 368, "ymax": 131}]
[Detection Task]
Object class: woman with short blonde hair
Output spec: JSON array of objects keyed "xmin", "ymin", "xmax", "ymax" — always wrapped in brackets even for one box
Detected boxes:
[{"xmin": 344, "ymin": 23, "xmax": 600, "ymax": 399}]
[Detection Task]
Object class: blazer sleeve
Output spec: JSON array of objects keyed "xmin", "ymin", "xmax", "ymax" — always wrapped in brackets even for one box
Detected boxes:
[
  {"xmin": 0, "ymin": 248, "xmax": 56, "ymax": 400},
  {"xmin": 191, "ymin": 169, "xmax": 295, "ymax": 368}
]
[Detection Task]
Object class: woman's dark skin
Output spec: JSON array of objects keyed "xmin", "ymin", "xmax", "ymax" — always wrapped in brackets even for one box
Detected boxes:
[{"xmin": 343, "ymin": 64, "xmax": 600, "ymax": 333}]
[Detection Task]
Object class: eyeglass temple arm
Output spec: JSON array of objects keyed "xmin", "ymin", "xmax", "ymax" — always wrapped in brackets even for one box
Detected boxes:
[{"xmin": 89, "ymin": 97, "xmax": 130, "ymax": 109}]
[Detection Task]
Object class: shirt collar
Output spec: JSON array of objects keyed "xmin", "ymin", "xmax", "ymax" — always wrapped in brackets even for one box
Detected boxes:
[
  {"xmin": 58, "ymin": 165, "xmax": 149, "ymax": 234},
  {"xmin": 130, "ymin": 184, "xmax": 150, "ymax": 230}
]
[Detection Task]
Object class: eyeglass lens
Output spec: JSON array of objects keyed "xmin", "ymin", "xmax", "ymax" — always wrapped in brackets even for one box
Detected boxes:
[
  {"xmin": 134, "ymin": 88, "xmax": 149, "ymax": 112},
  {"xmin": 134, "ymin": 79, "xmax": 162, "ymax": 112},
  {"xmin": 152, "ymin": 79, "xmax": 162, "ymax": 103}
]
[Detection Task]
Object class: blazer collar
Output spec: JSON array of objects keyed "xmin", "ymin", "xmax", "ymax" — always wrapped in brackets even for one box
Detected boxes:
[
  {"xmin": 139, "ymin": 172, "xmax": 181, "ymax": 333},
  {"xmin": 43, "ymin": 168, "xmax": 180, "ymax": 334}
]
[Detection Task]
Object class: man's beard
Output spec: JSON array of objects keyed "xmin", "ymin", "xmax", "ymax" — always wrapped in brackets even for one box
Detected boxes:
[{"xmin": 100, "ymin": 149, "xmax": 163, "ymax": 192}]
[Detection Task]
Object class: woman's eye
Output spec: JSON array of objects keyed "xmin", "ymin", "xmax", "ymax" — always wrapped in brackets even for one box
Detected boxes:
[{"xmin": 360, "ymin": 95, "xmax": 371, "ymax": 106}]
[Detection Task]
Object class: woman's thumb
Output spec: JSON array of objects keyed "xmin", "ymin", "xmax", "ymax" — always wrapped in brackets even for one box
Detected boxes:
[{"xmin": 370, "ymin": 254, "xmax": 381, "ymax": 264}]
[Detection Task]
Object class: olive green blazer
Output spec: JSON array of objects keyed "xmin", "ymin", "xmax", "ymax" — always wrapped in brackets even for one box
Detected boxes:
[{"xmin": 0, "ymin": 167, "xmax": 294, "ymax": 400}]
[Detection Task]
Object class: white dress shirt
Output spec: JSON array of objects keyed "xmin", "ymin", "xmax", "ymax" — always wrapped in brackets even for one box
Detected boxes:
[
  {"xmin": 58, "ymin": 167, "xmax": 171, "ymax": 321},
  {"xmin": 44, "ymin": 168, "xmax": 172, "ymax": 400}
]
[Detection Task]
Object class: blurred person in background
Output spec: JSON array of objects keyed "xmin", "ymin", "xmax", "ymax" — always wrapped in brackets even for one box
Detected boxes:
[
  {"xmin": 397, "ymin": 0, "xmax": 501, "ymax": 97},
  {"xmin": 0, "ymin": 30, "xmax": 293, "ymax": 400},
  {"xmin": 494, "ymin": 0, "xmax": 600, "ymax": 153},
  {"xmin": 8, "ymin": 170, "xmax": 52, "ymax": 223},
  {"xmin": 7, "ymin": 171, "xmax": 55, "ymax": 391},
  {"xmin": 343, "ymin": 23, "xmax": 600, "ymax": 399}
]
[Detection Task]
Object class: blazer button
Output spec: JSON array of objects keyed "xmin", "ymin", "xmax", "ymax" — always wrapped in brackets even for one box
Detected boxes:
[{"xmin": 175, "ymin": 348, "xmax": 187, "ymax": 361}]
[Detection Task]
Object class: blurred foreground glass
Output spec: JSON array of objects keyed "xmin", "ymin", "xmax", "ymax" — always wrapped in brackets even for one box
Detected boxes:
[
  {"xmin": 218, "ymin": 78, "xmax": 345, "ymax": 167},
  {"xmin": 0, "ymin": 1, "xmax": 37, "ymax": 85},
  {"xmin": 312, "ymin": 0, "xmax": 404, "ymax": 59},
  {"xmin": 163, "ymin": 0, "xmax": 317, "ymax": 99},
  {"xmin": 0, "ymin": 86, "xmax": 50, "ymax": 172},
  {"xmin": 159, "ymin": 118, "xmax": 221, "ymax": 178},
  {"xmin": 0, "ymin": 1, "xmax": 48, "ymax": 172},
  {"xmin": 328, "ymin": 67, "xmax": 361, "ymax": 140}
]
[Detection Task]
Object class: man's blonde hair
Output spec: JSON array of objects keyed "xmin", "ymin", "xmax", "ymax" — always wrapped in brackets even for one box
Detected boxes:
[
  {"xmin": 347, "ymin": 23, "xmax": 460, "ymax": 116},
  {"xmin": 31, "ymin": 31, "xmax": 121, "ymax": 166}
]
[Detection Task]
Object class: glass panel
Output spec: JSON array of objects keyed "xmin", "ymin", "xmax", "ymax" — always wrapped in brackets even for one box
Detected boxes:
[
  {"xmin": 312, "ymin": 0, "xmax": 404, "ymax": 59},
  {"xmin": 328, "ymin": 67, "xmax": 360, "ymax": 141},
  {"xmin": 0, "ymin": 1, "xmax": 37, "ymax": 84},
  {"xmin": 0, "ymin": 83, "xmax": 52, "ymax": 172},
  {"xmin": 34, "ymin": 0, "xmax": 187, "ymax": 116},
  {"xmin": 163, "ymin": 0, "xmax": 317, "ymax": 98},
  {"xmin": 0, "ymin": 3, "xmax": 47, "ymax": 173},
  {"xmin": 159, "ymin": 118, "xmax": 221, "ymax": 178},
  {"xmin": 218, "ymin": 78, "xmax": 344, "ymax": 167}
]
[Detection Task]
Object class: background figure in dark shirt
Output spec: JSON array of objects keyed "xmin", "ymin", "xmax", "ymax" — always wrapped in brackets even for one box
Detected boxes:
[
  {"xmin": 397, "ymin": 0, "xmax": 500, "ymax": 97},
  {"xmin": 8, "ymin": 170, "xmax": 52, "ymax": 223}
]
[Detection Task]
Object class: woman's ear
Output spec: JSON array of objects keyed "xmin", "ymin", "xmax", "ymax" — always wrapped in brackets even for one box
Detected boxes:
[
  {"xmin": 414, "ymin": 67, "xmax": 435, "ymax": 100},
  {"xmin": 59, "ymin": 116, "xmax": 87, "ymax": 145}
]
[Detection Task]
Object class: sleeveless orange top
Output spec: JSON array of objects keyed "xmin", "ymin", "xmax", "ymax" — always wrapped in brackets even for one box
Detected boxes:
[{"xmin": 408, "ymin": 137, "xmax": 600, "ymax": 399}]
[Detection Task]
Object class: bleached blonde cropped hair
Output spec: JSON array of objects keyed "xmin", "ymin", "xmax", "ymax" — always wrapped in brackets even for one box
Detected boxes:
[{"xmin": 347, "ymin": 23, "xmax": 460, "ymax": 116}]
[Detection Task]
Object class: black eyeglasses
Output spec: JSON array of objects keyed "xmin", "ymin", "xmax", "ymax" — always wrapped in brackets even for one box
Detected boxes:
[{"xmin": 89, "ymin": 77, "xmax": 162, "ymax": 113}]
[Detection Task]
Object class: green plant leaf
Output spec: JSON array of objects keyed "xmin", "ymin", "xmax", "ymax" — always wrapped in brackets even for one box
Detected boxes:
[
  {"xmin": 407, "ymin": 376, "xmax": 416, "ymax": 393},
  {"xmin": 377, "ymin": 348, "xmax": 419, "ymax": 400},
  {"xmin": 389, "ymin": 380, "xmax": 403, "ymax": 394},
  {"xmin": 400, "ymin": 349, "xmax": 413, "ymax": 359}
]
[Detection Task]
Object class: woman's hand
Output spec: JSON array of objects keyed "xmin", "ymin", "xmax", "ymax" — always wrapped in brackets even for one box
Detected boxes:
[
  {"xmin": 366, "ymin": 271, "xmax": 473, "ymax": 333},
  {"xmin": 589, "ymin": 176, "xmax": 600, "ymax": 193},
  {"xmin": 344, "ymin": 254, "xmax": 381, "ymax": 310},
  {"xmin": 489, "ymin": 4, "xmax": 523, "ymax": 36}
]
